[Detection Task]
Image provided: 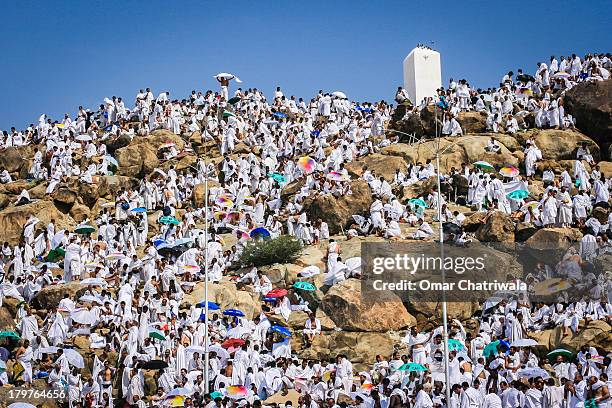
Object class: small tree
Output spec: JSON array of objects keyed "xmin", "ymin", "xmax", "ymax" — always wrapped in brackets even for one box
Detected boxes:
[{"xmin": 238, "ymin": 236, "xmax": 303, "ymax": 267}]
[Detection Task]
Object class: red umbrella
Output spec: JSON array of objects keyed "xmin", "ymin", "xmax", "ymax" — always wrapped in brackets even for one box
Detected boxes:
[
  {"xmin": 221, "ymin": 338, "xmax": 246, "ymax": 349},
  {"xmin": 266, "ymin": 288, "xmax": 288, "ymax": 298}
]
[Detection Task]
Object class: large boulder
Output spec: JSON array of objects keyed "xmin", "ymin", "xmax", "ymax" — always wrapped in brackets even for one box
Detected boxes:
[
  {"xmin": 191, "ymin": 181, "xmax": 221, "ymax": 208},
  {"xmin": 301, "ymin": 180, "xmax": 373, "ymax": 235},
  {"xmin": 513, "ymin": 129, "xmax": 599, "ymax": 161},
  {"xmin": 346, "ymin": 154, "xmax": 408, "ymax": 180},
  {"xmin": 53, "ymin": 186, "xmax": 78, "ymax": 210},
  {"xmin": 529, "ymin": 319, "xmax": 612, "ymax": 352},
  {"xmin": 525, "ymin": 228, "xmax": 583, "ymax": 261},
  {"xmin": 0, "ymin": 145, "xmax": 36, "ymax": 176},
  {"xmin": 564, "ymin": 79, "xmax": 611, "ymax": 150},
  {"xmin": 421, "ymin": 107, "xmax": 488, "ymax": 134},
  {"xmin": 597, "ymin": 161, "xmax": 612, "ymax": 177},
  {"xmin": 302, "ymin": 331, "xmax": 395, "ymax": 364},
  {"xmin": 381, "ymin": 135, "xmax": 518, "ymax": 172},
  {"xmin": 476, "ymin": 211, "xmax": 515, "ymax": 242},
  {"xmin": 320, "ymin": 279, "xmax": 415, "ymax": 331},
  {"xmin": 115, "ymin": 142, "xmax": 160, "ymax": 177},
  {"xmin": 32, "ymin": 283, "xmax": 86, "ymax": 310},
  {"xmin": 0, "ymin": 200, "xmax": 74, "ymax": 245}
]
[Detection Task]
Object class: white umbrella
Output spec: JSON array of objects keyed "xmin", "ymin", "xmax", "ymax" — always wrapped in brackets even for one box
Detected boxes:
[
  {"xmin": 152, "ymin": 168, "xmax": 167, "ymax": 178},
  {"xmin": 80, "ymin": 277, "xmax": 107, "ymax": 286},
  {"xmin": 9, "ymin": 403, "xmax": 37, "ymax": 408},
  {"xmin": 167, "ymin": 387, "xmax": 193, "ymax": 396},
  {"xmin": 105, "ymin": 252, "xmax": 127, "ymax": 261},
  {"xmin": 84, "ymin": 262, "xmax": 105, "ymax": 270},
  {"xmin": 511, "ymin": 338, "xmax": 539, "ymax": 348},
  {"xmin": 70, "ymin": 309, "xmax": 97, "ymax": 325},
  {"xmin": 345, "ymin": 257, "xmax": 362, "ymax": 274},
  {"xmin": 214, "ymin": 72, "xmax": 242, "ymax": 83},
  {"xmin": 38, "ymin": 346, "xmax": 59, "ymax": 354},
  {"xmin": 185, "ymin": 345, "xmax": 207, "ymax": 354},
  {"xmin": 62, "ymin": 348, "xmax": 85, "ymax": 368},
  {"xmin": 517, "ymin": 367, "xmax": 550, "ymax": 379},
  {"xmin": 332, "ymin": 91, "xmax": 347, "ymax": 99},
  {"xmin": 209, "ymin": 344, "xmax": 231, "ymax": 364},
  {"xmin": 51, "ymin": 230, "xmax": 65, "ymax": 250},
  {"xmin": 79, "ymin": 294, "xmax": 103, "ymax": 304},
  {"xmin": 299, "ymin": 265, "xmax": 320, "ymax": 278},
  {"xmin": 76, "ymin": 135, "xmax": 92, "ymax": 142}
]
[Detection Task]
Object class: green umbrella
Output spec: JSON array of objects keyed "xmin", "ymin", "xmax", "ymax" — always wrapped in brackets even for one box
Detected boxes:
[
  {"xmin": 293, "ymin": 281, "xmax": 316, "ymax": 291},
  {"xmin": 223, "ymin": 110, "xmax": 236, "ymax": 118},
  {"xmin": 448, "ymin": 339, "xmax": 465, "ymax": 351},
  {"xmin": 149, "ymin": 328, "xmax": 166, "ymax": 341},
  {"xmin": 211, "ymin": 391, "xmax": 223, "ymax": 399},
  {"xmin": 408, "ymin": 198, "xmax": 428, "ymax": 208},
  {"xmin": 0, "ymin": 331, "xmax": 20, "ymax": 340},
  {"xmin": 547, "ymin": 348, "xmax": 573, "ymax": 360},
  {"xmin": 484, "ymin": 340, "xmax": 510, "ymax": 357},
  {"xmin": 483, "ymin": 340, "xmax": 501, "ymax": 358},
  {"xmin": 473, "ymin": 161, "xmax": 494, "ymax": 170},
  {"xmin": 398, "ymin": 363, "xmax": 428, "ymax": 372},
  {"xmin": 75, "ymin": 224, "xmax": 95, "ymax": 234},
  {"xmin": 46, "ymin": 247, "xmax": 65, "ymax": 262},
  {"xmin": 228, "ymin": 97, "xmax": 241, "ymax": 105},
  {"xmin": 507, "ymin": 190, "xmax": 529, "ymax": 200},
  {"xmin": 159, "ymin": 216, "xmax": 180, "ymax": 225}
]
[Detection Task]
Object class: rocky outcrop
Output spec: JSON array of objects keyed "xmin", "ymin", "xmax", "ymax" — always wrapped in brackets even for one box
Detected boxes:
[
  {"xmin": 301, "ymin": 180, "xmax": 373, "ymax": 235},
  {"xmin": 476, "ymin": 211, "xmax": 515, "ymax": 242},
  {"xmin": 301, "ymin": 331, "xmax": 396, "ymax": 364},
  {"xmin": 391, "ymin": 106, "xmax": 488, "ymax": 138},
  {"xmin": 0, "ymin": 200, "xmax": 74, "ymax": 245},
  {"xmin": 564, "ymin": 79, "xmax": 611, "ymax": 150},
  {"xmin": 116, "ymin": 142, "xmax": 160, "ymax": 178},
  {"xmin": 0, "ymin": 145, "xmax": 36, "ymax": 178},
  {"xmin": 346, "ymin": 153, "xmax": 408, "ymax": 180},
  {"xmin": 381, "ymin": 135, "xmax": 519, "ymax": 172},
  {"xmin": 320, "ymin": 279, "xmax": 415, "ymax": 331},
  {"xmin": 513, "ymin": 129, "xmax": 599, "ymax": 161},
  {"xmin": 114, "ymin": 129, "xmax": 186, "ymax": 178},
  {"xmin": 529, "ymin": 319, "xmax": 612, "ymax": 352},
  {"xmin": 525, "ymin": 228, "xmax": 583, "ymax": 261},
  {"xmin": 32, "ymin": 283, "xmax": 87, "ymax": 310},
  {"xmin": 191, "ymin": 181, "xmax": 220, "ymax": 208}
]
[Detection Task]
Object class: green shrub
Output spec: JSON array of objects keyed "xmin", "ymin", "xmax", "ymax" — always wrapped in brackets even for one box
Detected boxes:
[{"xmin": 238, "ymin": 236, "xmax": 303, "ymax": 267}]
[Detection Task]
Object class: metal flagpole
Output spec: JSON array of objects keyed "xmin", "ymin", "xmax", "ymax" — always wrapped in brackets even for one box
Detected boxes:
[
  {"xmin": 203, "ymin": 157, "xmax": 210, "ymax": 393},
  {"xmin": 435, "ymin": 103, "xmax": 451, "ymax": 405}
]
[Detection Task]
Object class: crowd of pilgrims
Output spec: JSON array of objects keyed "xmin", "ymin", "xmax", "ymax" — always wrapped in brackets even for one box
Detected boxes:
[{"xmin": 0, "ymin": 54, "xmax": 609, "ymax": 408}]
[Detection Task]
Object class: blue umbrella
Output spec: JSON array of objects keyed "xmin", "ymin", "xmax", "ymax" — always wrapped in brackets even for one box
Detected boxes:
[
  {"xmin": 507, "ymin": 189, "xmax": 529, "ymax": 200},
  {"xmin": 131, "ymin": 207, "xmax": 147, "ymax": 213},
  {"xmin": 250, "ymin": 227, "xmax": 271, "ymax": 239},
  {"xmin": 153, "ymin": 239, "xmax": 166, "ymax": 247},
  {"xmin": 272, "ymin": 112, "xmax": 287, "ymax": 118},
  {"xmin": 197, "ymin": 301, "xmax": 220, "ymax": 310},
  {"xmin": 270, "ymin": 325, "xmax": 292, "ymax": 337},
  {"xmin": 263, "ymin": 297, "xmax": 277, "ymax": 302},
  {"xmin": 223, "ymin": 309, "xmax": 245, "ymax": 317}
]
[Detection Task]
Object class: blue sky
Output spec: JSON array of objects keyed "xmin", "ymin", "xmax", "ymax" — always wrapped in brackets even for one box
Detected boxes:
[{"xmin": 1, "ymin": 0, "xmax": 609, "ymax": 129}]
